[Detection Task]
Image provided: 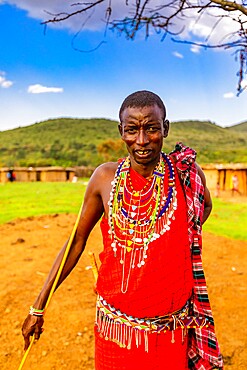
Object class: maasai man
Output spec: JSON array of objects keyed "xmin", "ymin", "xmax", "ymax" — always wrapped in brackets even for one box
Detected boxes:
[{"xmin": 22, "ymin": 91, "xmax": 223, "ymax": 369}]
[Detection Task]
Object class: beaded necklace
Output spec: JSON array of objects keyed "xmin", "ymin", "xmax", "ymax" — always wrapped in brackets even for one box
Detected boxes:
[{"xmin": 108, "ymin": 152, "xmax": 177, "ymax": 293}]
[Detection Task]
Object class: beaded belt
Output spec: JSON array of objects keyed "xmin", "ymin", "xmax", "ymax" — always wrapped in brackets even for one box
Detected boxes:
[{"xmin": 95, "ymin": 296, "xmax": 209, "ymax": 352}]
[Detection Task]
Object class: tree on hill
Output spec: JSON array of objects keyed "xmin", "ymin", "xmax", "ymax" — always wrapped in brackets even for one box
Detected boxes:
[
  {"xmin": 0, "ymin": 118, "xmax": 246, "ymax": 166},
  {"xmin": 43, "ymin": 0, "xmax": 247, "ymax": 94},
  {"xmin": 97, "ymin": 138, "xmax": 126, "ymax": 162}
]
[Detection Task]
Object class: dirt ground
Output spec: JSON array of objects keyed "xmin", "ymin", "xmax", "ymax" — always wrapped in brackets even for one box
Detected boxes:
[{"xmin": 0, "ymin": 212, "xmax": 246, "ymax": 370}]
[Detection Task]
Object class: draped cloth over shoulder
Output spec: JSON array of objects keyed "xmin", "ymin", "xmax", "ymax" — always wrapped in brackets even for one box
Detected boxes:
[{"xmin": 170, "ymin": 142, "xmax": 223, "ymax": 370}]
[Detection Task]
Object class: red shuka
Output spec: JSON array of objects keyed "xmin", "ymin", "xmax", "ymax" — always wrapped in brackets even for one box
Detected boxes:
[{"xmin": 95, "ymin": 164, "xmax": 193, "ymax": 369}]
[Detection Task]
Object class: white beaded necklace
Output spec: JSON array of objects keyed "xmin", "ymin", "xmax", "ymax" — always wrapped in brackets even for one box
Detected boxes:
[{"xmin": 108, "ymin": 152, "xmax": 177, "ymax": 293}]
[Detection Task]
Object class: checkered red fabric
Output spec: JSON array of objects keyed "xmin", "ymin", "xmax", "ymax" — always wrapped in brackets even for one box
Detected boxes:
[{"xmin": 170, "ymin": 143, "xmax": 223, "ymax": 370}]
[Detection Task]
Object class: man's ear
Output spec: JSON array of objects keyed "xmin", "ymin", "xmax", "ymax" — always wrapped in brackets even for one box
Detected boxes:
[
  {"xmin": 118, "ymin": 123, "xmax": 123, "ymax": 136},
  {"xmin": 163, "ymin": 119, "xmax": 169, "ymax": 138}
]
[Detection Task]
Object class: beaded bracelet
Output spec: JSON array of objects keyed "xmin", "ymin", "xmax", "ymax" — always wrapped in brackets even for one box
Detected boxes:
[{"xmin": 29, "ymin": 306, "xmax": 45, "ymax": 317}]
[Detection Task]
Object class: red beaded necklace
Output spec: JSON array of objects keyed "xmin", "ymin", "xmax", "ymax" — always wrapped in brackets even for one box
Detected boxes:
[{"xmin": 108, "ymin": 153, "xmax": 177, "ymax": 293}]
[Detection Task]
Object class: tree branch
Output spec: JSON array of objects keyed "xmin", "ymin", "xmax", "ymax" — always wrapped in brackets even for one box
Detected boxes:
[
  {"xmin": 210, "ymin": 0, "xmax": 247, "ymax": 15},
  {"xmin": 41, "ymin": 0, "xmax": 106, "ymax": 25},
  {"xmin": 41, "ymin": 0, "xmax": 247, "ymax": 94}
]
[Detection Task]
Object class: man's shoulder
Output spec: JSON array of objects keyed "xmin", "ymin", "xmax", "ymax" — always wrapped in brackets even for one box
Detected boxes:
[
  {"xmin": 86, "ymin": 162, "xmax": 119, "ymax": 195},
  {"xmin": 90, "ymin": 161, "xmax": 119, "ymax": 183},
  {"xmin": 94, "ymin": 161, "xmax": 119, "ymax": 175}
]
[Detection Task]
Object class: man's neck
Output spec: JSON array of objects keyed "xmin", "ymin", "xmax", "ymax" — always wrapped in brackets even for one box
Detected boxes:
[{"xmin": 129, "ymin": 158, "xmax": 160, "ymax": 178}]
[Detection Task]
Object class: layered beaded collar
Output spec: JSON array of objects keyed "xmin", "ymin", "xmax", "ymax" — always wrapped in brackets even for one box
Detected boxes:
[{"xmin": 108, "ymin": 152, "xmax": 177, "ymax": 293}]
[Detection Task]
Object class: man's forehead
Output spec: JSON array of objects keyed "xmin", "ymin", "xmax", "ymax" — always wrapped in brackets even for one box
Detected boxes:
[{"xmin": 121, "ymin": 104, "xmax": 163, "ymax": 120}]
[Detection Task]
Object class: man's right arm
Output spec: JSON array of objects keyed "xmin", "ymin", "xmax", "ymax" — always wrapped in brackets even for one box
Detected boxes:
[{"xmin": 22, "ymin": 165, "xmax": 106, "ymax": 350}]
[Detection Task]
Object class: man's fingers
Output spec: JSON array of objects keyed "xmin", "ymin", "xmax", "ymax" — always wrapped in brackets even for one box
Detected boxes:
[
  {"xmin": 22, "ymin": 315, "xmax": 44, "ymax": 350},
  {"xmin": 34, "ymin": 326, "xmax": 42, "ymax": 341},
  {"xmin": 34, "ymin": 332, "xmax": 40, "ymax": 341},
  {"xmin": 23, "ymin": 327, "xmax": 43, "ymax": 350},
  {"xmin": 24, "ymin": 335, "xmax": 31, "ymax": 351}
]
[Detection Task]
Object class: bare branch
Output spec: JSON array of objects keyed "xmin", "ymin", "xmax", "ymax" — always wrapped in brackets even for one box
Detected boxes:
[
  {"xmin": 41, "ymin": 0, "xmax": 247, "ymax": 94},
  {"xmin": 41, "ymin": 0, "xmax": 106, "ymax": 25},
  {"xmin": 210, "ymin": 0, "xmax": 247, "ymax": 15}
]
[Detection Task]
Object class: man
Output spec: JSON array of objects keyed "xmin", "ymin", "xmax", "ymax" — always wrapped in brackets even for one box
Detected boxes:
[
  {"xmin": 231, "ymin": 174, "xmax": 241, "ymax": 196},
  {"xmin": 22, "ymin": 91, "xmax": 223, "ymax": 369}
]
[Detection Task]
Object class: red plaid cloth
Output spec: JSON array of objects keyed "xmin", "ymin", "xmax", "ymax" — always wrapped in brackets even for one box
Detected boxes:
[{"xmin": 170, "ymin": 143, "xmax": 223, "ymax": 370}]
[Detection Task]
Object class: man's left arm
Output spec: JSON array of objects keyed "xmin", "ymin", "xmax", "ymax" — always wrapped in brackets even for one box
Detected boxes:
[{"xmin": 196, "ymin": 164, "xmax": 212, "ymax": 224}]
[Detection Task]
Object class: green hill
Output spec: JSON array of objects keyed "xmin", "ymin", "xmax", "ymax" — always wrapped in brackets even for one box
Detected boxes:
[
  {"xmin": 166, "ymin": 120, "xmax": 247, "ymax": 163},
  {"xmin": 0, "ymin": 118, "xmax": 246, "ymax": 167},
  {"xmin": 227, "ymin": 121, "xmax": 247, "ymax": 132},
  {"xmin": 0, "ymin": 118, "xmax": 120, "ymax": 168}
]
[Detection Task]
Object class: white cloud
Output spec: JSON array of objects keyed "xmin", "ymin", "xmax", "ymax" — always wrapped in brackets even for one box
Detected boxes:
[
  {"xmin": 190, "ymin": 45, "xmax": 200, "ymax": 54},
  {"xmin": 2, "ymin": 0, "xmax": 243, "ymax": 45},
  {"xmin": 188, "ymin": 21, "xmax": 212, "ymax": 38},
  {"xmin": 0, "ymin": 72, "xmax": 13, "ymax": 88},
  {"xmin": 172, "ymin": 51, "xmax": 183, "ymax": 59},
  {"xmin": 183, "ymin": 8, "xmax": 242, "ymax": 46},
  {"xmin": 27, "ymin": 84, "xmax": 63, "ymax": 94},
  {"xmin": 3, "ymin": 0, "xmax": 129, "ymax": 32},
  {"xmin": 240, "ymin": 79, "xmax": 247, "ymax": 89},
  {"xmin": 223, "ymin": 92, "xmax": 235, "ymax": 99}
]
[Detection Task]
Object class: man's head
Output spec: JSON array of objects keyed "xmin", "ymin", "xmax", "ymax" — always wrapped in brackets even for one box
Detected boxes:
[
  {"xmin": 118, "ymin": 90, "xmax": 169, "ymax": 171},
  {"xmin": 119, "ymin": 90, "xmax": 166, "ymax": 122}
]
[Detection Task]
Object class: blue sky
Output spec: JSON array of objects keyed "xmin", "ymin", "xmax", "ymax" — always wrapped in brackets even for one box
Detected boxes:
[{"xmin": 0, "ymin": 1, "xmax": 246, "ymax": 131}]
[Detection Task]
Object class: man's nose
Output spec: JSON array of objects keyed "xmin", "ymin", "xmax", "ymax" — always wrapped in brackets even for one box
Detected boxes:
[{"xmin": 136, "ymin": 129, "xmax": 149, "ymax": 145}]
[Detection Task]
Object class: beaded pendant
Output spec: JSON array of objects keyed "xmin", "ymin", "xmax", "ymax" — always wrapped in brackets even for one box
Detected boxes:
[{"xmin": 108, "ymin": 153, "xmax": 177, "ymax": 293}]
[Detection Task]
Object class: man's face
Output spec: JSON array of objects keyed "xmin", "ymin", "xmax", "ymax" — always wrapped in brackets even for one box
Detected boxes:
[{"xmin": 119, "ymin": 104, "xmax": 169, "ymax": 167}]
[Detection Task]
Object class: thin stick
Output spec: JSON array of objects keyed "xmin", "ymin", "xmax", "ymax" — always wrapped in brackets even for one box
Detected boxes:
[
  {"xmin": 18, "ymin": 203, "xmax": 83, "ymax": 370},
  {"xmin": 88, "ymin": 251, "xmax": 99, "ymax": 281},
  {"xmin": 18, "ymin": 336, "xmax": 35, "ymax": 370},
  {"xmin": 45, "ymin": 203, "xmax": 83, "ymax": 309}
]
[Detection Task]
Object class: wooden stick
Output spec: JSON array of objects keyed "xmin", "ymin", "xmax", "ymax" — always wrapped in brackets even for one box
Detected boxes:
[
  {"xmin": 18, "ymin": 203, "xmax": 83, "ymax": 370},
  {"xmin": 88, "ymin": 251, "xmax": 99, "ymax": 281}
]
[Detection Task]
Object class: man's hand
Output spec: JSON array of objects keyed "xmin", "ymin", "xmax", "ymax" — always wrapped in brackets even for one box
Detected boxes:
[{"xmin": 22, "ymin": 314, "xmax": 44, "ymax": 350}]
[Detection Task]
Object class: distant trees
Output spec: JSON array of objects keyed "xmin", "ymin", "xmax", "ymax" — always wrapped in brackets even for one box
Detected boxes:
[
  {"xmin": 42, "ymin": 0, "xmax": 247, "ymax": 94},
  {"xmin": 1, "ymin": 118, "xmax": 246, "ymax": 166},
  {"xmin": 97, "ymin": 139, "xmax": 126, "ymax": 162}
]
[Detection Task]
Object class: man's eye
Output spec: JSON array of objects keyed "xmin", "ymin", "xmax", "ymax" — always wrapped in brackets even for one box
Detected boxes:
[{"xmin": 126, "ymin": 128, "xmax": 137, "ymax": 133}]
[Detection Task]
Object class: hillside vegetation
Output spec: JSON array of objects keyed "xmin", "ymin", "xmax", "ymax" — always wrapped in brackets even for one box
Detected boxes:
[
  {"xmin": 0, "ymin": 118, "xmax": 246, "ymax": 167},
  {"xmin": 227, "ymin": 120, "xmax": 247, "ymax": 132}
]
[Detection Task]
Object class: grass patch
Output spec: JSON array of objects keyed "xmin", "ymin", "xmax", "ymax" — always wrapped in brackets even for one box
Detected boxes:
[
  {"xmin": 0, "ymin": 182, "xmax": 246, "ymax": 241},
  {"xmin": 203, "ymin": 197, "xmax": 247, "ymax": 241},
  {"xmin": 0, "ymin": 182, "xmax": 87, "ymax": 224}
]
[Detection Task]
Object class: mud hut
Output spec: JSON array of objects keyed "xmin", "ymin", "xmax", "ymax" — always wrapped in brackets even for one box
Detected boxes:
[
  {"xmin": 202, "ymin": 164, "xmax": 247, "ymax": 195},
  {"xmin": 0, "ymin": 167, "xmax": 76, "ymax": 183}
]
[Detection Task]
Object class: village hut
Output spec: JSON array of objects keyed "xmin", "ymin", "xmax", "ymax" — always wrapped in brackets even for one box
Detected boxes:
[
  {"xmin": 35, "ymin": 167, "xmax": 75, "ymax": 182},
  {"xmin": 74, "ymin": 166, "xmax": 95, "ymax": 178},
  {"xmin": 1, "ymin": 164, "xmax": 246, "ymax": 195},
  {"xmin": 0, "ymin": 167, "xmax": 76, "ymax": 183},
  {"xmin": 202, "ymin": 163, "xmax": 247, "ymax": 196}
]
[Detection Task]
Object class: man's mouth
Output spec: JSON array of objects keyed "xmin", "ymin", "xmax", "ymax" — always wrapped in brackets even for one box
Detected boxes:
[{"xmin": 135, "ymin": 150, "xmax": 151, "ymax": 155}]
